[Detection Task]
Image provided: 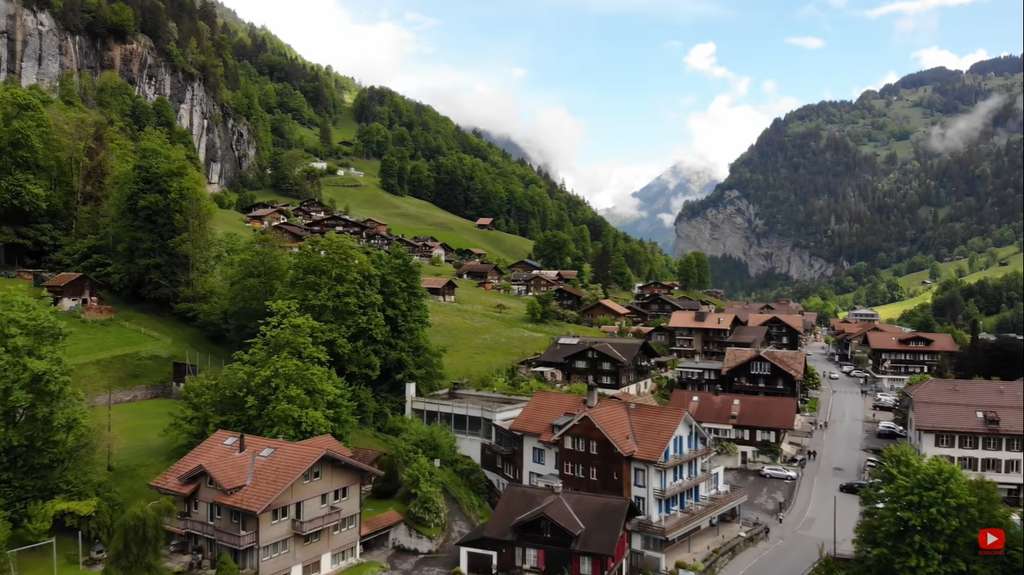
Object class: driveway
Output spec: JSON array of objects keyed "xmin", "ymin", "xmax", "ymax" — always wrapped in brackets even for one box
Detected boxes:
[
  {"xmin": 382, "ymin": 496, "xmax": 472, "ymax": 575},
  {"xmin": 718, "ymin": 341, "xmax": 868, "ymax": 575}
]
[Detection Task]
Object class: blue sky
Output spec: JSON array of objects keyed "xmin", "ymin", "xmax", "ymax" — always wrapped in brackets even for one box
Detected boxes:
[{"xmin": 223, "ymin": 0, "xmax": 1024, "ymax": 215}]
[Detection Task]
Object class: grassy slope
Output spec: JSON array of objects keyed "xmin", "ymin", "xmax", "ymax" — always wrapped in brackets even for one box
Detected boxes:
[
  {"xmin": 896, "ymin": 244, "xmax": 1020, "ymax": 290},
  {"xmin": 872, "ymin": 248, "xmax": 1024, "ymax": 320},
  {"xmin": 0, "ymin": 278, "xmax": 226, "ymax": 398}
]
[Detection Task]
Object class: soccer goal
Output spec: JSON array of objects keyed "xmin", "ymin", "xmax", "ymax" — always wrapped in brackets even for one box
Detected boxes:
[{"xmin": 5, "ymin": 537, "xmax": 56, "ymax": 575}]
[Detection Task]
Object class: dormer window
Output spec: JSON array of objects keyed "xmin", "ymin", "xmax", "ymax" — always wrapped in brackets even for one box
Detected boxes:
[{"xmin": 206, "ymin": 476, "xmax": 215, "ymax": 488}]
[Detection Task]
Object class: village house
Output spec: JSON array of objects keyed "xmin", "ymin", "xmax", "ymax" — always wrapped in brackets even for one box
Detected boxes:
[
  {"xmin": 361, "ymin": 218, "xmax": 388, "ymax": 235},
  {"xmin": 533, "ymin": 336, "xmax": 659, "ymax": 395},
  {"xmin": 847, "ymin": 307, "xmax": 881, "ymax": 323},
  {"xmin": 536, "ymin": 270, "xmax": 579, "ymax": 283},
  {"xmin": 246, "ymin": 207, "xmax": 289, "ymax": 229},
  {"xmin": 634, "ymin": 281, "xmax": 678, "ymax": 297},
  {"xmin": 906, "ymin": 378, "xmax": 1023, "ymax": 505},
  {"xmin": 268, "ymin": 222, "xmax": 311, "ymax": 248},
  {"xmin": 457, "ymin": 262, "xmax": 504, "ymax": 283},
  {"xmin": 659, "ymin": 311, "xmax": 739, "ymax": 360},
  {"xmin": 670, "ymin": 390, "xmax": 798, "ymax": 468},
  {"xmin": 745, "ymin": 314, "xmax": 804, "ymax": 350},
  {"xmin": 414, "ymin": 239, "xmax": 452, "ymax": 262},
  {"xmin": 421, "ymin": 277, "xmax": 458, "ymax": 302},
  {"xmin": 864, "ymin": 331, "xmax": 960, "ymax": 377},
  {"xmin": 723, "ymin": 325, "xmax": 768, "ymax": 350},
  {"xmin": 724, "ymin": 300, "xmax": 804, "ymax": 324},
  {"xmin": 526, "ymin": 274, "xmax": 562, "ymax": 295},
  {"xmin": 552, "ymin": 285, "xmax": 585, "ymax": 310},
  {"xmin": 305, "ymin": 215, "xmax": 368, "ymax": 238},
  {"xmin": 475, "ymin": 217, "xmax": 496, "ymax": 230},
  {"xmin": 149, "ymin": 430, "xmax": 381, "ymax": 574},
  {"xmin": 508, "ymin": 259, "xmax": 543, "ymax": 273},
  {"xmin": 629, "ymin": 293, "xmax": 704, "ymax": 321},
  {"xmin": 364, "ymin": 230, "xmax": 393, "ymax": 251},
  {"xmin": 673, "ymin": 359, "xmax": 724, "ymax": 392},
  {"xmin": 718, "ymin": 348, "xmax": 806, "ymax": 398},
  {"xmin": 578, "ymin": 299, "xmax": 632, "ymax": 325},
  {"xmin": 42, "ymin": 272, "xmax": 99, "ymax": 311},
  {"xmin": 830, "ymin": 321, "xmax": 903, "ymax": 362},
  {"xmin": 456, "ymin": 483, "xmax": 632, "ymax": 575},
  {"xmin": 599, "ymin": 325, "xmax": 655, "ymax": 338},
  {"xmin": 292, "ymin": 199, "xmax": 331, "ymax": 222}
]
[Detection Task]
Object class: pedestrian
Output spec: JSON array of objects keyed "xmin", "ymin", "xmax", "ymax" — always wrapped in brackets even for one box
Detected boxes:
[
  {"xmin": 824, "ymin": 421, "xmax": 829, "ymax": 429},
  {"xmin": 777, "ymin": 512, "xmax": 784, "ymax": 524},
  {"xmin": 810, "ymin": 450, "xmax": 814, "ymax": 460},
  {"xmin": 766, "ymin": 526, "xmax": 771, "ymax": 539}
]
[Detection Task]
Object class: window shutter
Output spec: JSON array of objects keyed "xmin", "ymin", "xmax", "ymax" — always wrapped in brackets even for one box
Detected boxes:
[
  {"xmin": 538, "ymin": 549, "xmax": 546, "ymax": 570},
  {"xmin": 571, "ymin": 554, "xmax": 579, "ymax": 575}
]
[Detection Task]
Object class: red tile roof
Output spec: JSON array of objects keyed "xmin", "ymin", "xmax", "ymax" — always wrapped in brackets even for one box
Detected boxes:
[
  {"xmin": 581, "ymin": 299, "xmax": 631, "ymax": 317},
  {"xmin": 907, "ymin": 378, "xmax": 1023, "ymax": 434},
  {"xmin": 747, "ymin": 313, "xmax": 805, "ymax": 333},
  {"xmin": 669, "ymin": 390, "xmax": 797, "ymax": 430},
  {"xmin": 361, "ymin": 510, "xmax": 405, "ymax": 537},
  {"xmin": 509, "ymin": 391, "xmax": 589, "ymax": 442},
  {"xmin": 834, "ymin": 322, "xmax": 903, "ymax": 341},
  {"xmin": 569, "ymin": 401, "xmax": 687, "ymax": 462},
  {"xmin": 723, "ymin": 348, "xmax": 806, "ymax": 380},
  {"xmin": 42, "ymin": 272, "xmax": 83, "ymax": 287},
  {"xmin": 421, "ymin": 277, "xmax": 457, "ymax": 290},
  {"xmin": 667, "ymin": 311, "xmax": 736, "ymax": 330},
  {"xmin": 150, "ymin": 430, "xmax": 378, "ymax": 514},
  {"xmin": 475, "ymin": 217, "xmax": 494, "ymax": 225},
  {"xmin": 865, "ymin": 331, "xmax": 959, "ymax": 352}
]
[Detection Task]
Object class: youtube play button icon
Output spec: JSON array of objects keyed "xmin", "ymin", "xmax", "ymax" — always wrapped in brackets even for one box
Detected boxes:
[{"xmin": 978, "ymin": 528, "xmax": 1005, "ymax": 554}]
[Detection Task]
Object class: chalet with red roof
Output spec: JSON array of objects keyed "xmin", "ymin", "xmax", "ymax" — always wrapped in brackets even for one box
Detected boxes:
[
  {"xmin": 745, "ymin": 314, "xmax": 804, "ymax": 350},
  {"xmin": 150, "ymin": 430, "xmax": 381, "ymax": 573},
  {"xmin": 718, "ymin": 348, "xmax": 807, "ymax": 398},
  {"xmin": 475, "ymin": 217, "xmax": 495, "ymax": 230},
  {"xmin": 421, "ymin": 277, "xmax": 457, "ymax": 302},
  {"xmin": 578, "ymin": 299, "xmax": 631, "ymax": 325},
  {"xmin": 657, "ymin": 311, "xmax": 740, "ymax": 360},
  {"xmin": 42, "ymin": 272, "xmax": 98, "ymax": 311},
  {"xmin": 865, "ymin": 331, "xmax": 959, "ymax": 376}
]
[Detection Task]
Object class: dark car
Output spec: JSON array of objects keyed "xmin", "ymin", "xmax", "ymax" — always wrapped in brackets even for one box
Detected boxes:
[
  {"xmin": 839, "ymin": 480, "xmax": 878, "ymax": 494},
  {"xmin": 876, "ymin": 428, "xmax": 906, "ymax": 439}
]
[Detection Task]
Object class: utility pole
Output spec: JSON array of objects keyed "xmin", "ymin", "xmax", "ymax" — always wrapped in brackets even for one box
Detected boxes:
[{"xmin": 833, "ymin": 495, "xmax": 838, "ymax": 557}]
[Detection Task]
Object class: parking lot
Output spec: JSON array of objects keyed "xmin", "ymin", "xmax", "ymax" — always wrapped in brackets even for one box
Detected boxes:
[{"xmin": 727, "ymin": 469, "xmax": 797, "ymax": 523}]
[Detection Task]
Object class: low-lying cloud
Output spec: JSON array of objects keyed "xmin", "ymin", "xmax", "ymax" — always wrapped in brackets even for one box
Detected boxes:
[{"xmin": 927, "ymin": 93, "xmax": 1008, "ymax": 153}]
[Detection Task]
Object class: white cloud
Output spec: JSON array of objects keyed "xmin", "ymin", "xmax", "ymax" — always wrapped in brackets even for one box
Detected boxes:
[
  {"xmin": 785, "ymin": 36, "xmax": 826, "ymax": 49},
  {"xmin": 865, "ymin": 0, "xmax": 976, "ymax": 18},
  {"xmin": 911, "ymin": 46, "xmax": 989, "ymax": 70},
  {"xmin": 510, "ymin": 67, "xmax": 529, "ymax": 79},
  {"xmin": 402, "ymin": 11, "xmax": 440, "ymax": 31},
  {"xmin": 762, "ymin": 79, "xmax": 779, "ymax": 94},
  {"xmin": 684, "ymin": 42, "xmax": 734, "ymax": 79}
]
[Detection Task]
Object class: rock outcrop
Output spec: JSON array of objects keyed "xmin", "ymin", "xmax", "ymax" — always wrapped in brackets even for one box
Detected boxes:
[
  {"xmin": 674, "ymin": 190, "xmax": 836, "ymax": 281},
  {"xmin": 0, "ymin": 0, "xmax": 256, "ymax": 189}
]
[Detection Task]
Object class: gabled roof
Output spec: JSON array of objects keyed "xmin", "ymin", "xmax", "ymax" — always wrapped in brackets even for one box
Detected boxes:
[
  {"xmin": 554, "ymin": 285, "xmax": 585, "ymax": 298},
  {"xmin": 865, "ymin": 331, "xmax": 959, "ymax": 352},
  {"xmin": 362, "ymin": 217, "xmax": 387, "ymax": 225},
  {"xmin": 747, "ymin": 313, "xmax": 805, "ymax": 332},
  {"xmin": 564, "ymin": 400, "xmax": 687, "ymax": 462},
  {"xmin": 421, "ymin": 277, "xmax": 457, "ymax": 290},
  {"xmin": 667, "ymin": 310, "xmax": 736, "ymax": 330},
  {"xmin": 723, "ymin": 348, "xmax": 806, "ymax": 380},
  {"xmin": 475, "ymin": 217, "xmax": 494, "ymax": 225},
  {"xmin": 670, "ymin": 390, "xmax": 797, "ymax": 430},
  {"xmin": 725, "ymin": 325, "xmax": 768, "ymax": 346},
  {"xmin": 509, "ymin": 390, "xmax": 589, "ymax": 441},
  {"xmin": 467, "ymin": 248, "xmax": 488, "ymax": 256},
  {"xmin": 458, "ymin": 262, "xmax": 501, "ymax": 275},
  {"xmin": 537, "ymin": 336, "xmax": 656, "ymax": 367},
  {"xmin": 835, "ymin": 322, "xmax": 903, "ymax": 342},
  {"xmin": 42, "ymin": 272, "xmax": 84, "ymax": 287},
  {"xmin": 247, "ymin": 207, "xmax": 285, "ymax": 218},
  {"xmin": 271, "ymin": 222, "xmax": 311, "ymax": 239},
  {"xmin": 637, "ymin": 293, "xmax": 702, "ymax": 311},
  {"xmin": 907, "ymin": 378, "xmax": 1023, "ymax": 434},
  {"xmin": 150, "ymin": 430, "xmax": 379, "ymax": 514},
  {"xmin": 361, "ymin": 509, "xmax": 404, "ymax": 538},
  {"xmin": 580, "ymin": 299, "xmax": 631, "ymax": 317},
  {"xmin": 457, "ymin": 484, "xmax": 631, "ymax": 556},
  {"xmin": 509, "ymin": 259, "xmax": 542, "ymax": 270}
]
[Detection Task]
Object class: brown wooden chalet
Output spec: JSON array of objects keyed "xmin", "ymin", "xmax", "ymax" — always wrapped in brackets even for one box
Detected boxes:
[
  {"xmin": 830, "ymin": 321, "xmax": 903, "ymax": 361},
  {"xmin": 865, "ymin": 331, "xmax": 959, "ymax": 376},
  {"xmin": 457, "ymin": 262, "xmax": 503, "ymax": 282},
  {"xmin": 364, "ymin": 230, "xmax": 393, "ymax": 250},
  {"xmin": 267, "ymin": 222, "xmax": 311, "ymax": 246},
  {"xmin": 305, "ymin": 214, "xmax": 368, "ymax": 238},
  {"xmin": 720, "ymin": 348, "xmax": 806, "ymax": 398},
  {"xmin": 422, "ymin": 277, "xmax": 458, "ymax": 302},
  {"xmin": 362, "ymin": 217, "xmax": 388, "ymax": 235},
  {"xmin": 630, "ymin": 293, "xmax": 703, "ymax": 320},
  {"xmin": 635, "ymin": 281, "xmax": 678, "ymax": 297},
  {"xmin": 723, "ymin": 325, "xmax": 768, "ymax": 349},
  {"xmin": 670, "ymin": 390, "xmax": 797, "ymax": 466},
  {"xmin": 245, "ymin": 207, "xmax": 289, "ymax": 229},
  {"xmin": 535, "ymin": 337, "xmax": 657, "ymax": 392},
  {"xmin": 661, "ymin": 311, "xmax": 740, "ymax": 360},
  {"xmin": 527, "ymin": 274, "xmax": 562, "ymax": 295},
  {"xmin": 578, "ymin": 299, "xmax": 631, "ymax": 325},
  {"xmin": 509, "ymin": 259, "xmax": 543, "ymax": 273},
  {"xmin": 725, "ymin": 300, "xmax": 803, "ymax": 323},
  {"xmin": 553, "ymin": 285, "xmax": 585, "ymax": 310},
  {"xmin": 291, "ymin": 199, "xmax": 331, "ymax": 221},
  {"xmin": 746, "ymin": 314, "xmax": 803, "ymax": 350},
  {"xmin": 457, "ymin": 484, "xmax": 632, "ymax": 575},
  {"xmin": 42, "ymin": 272, "xmax": 98, "ymax": 311},
  {"xmin": 475, "ymin": 217, "xmax": 495, "ymax": 230}
]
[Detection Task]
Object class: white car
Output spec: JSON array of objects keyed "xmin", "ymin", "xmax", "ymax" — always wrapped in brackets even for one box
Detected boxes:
[
  {"xmin": 878, "ymin": 422, "xmax": 904, "ymax": 432},
  {"xmin": 849, "ymin": 370, "xmax": 869, "ymax": 378},
  {"xmin": 760, "ymin": 465, "xmax": 798, "ymax": 480},
  {"xmin": 829, "ymin": 371, "xmax": 840, "ymax": 380},
  {"xmin": 875, "ymin": 392, "xmax": 898, "ymax": 401},
  {"xmin": 840, "ymin": 364, "xmax": 855, "ymax": 373}
]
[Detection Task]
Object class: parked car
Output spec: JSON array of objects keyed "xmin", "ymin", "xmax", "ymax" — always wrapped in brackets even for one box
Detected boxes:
[
  {"xmin": 787, "ymin": 455, "xmax": 808, "ymax": 468},
  {"xmin": 875, "ymin": 393, "xmax": 898, "ymax": 403},
  {"xmin": 829, "ymin": 371, "xmax": 840, "ymax": 380},
  {"xmin": 849, "ymin": 369, "xmax": 869, "ymax": 378},
  {"xmin": 840, "ymin": 364, "xmax": 855, "ymax": 373},
  {"xmin": 864, "ymin": 456, "xmax": 883, "ymax": 468},
  {"xmin": 878, "ymin": 421, "xmax": 904, "ymax": 432},
  {"xmin": 876, "ymin": 427, "xmax": 906, "ymax": 439},
  {"xmin": 873, "ymin": 401, "xmax": 896, "ymax": 412},
  {"xmin": 839, "ymin": 480, "xmax": 879, "ymax": 494},
  {"xmin": 760, "ymin": 465, "xmax": 799, "ymax": 480}
]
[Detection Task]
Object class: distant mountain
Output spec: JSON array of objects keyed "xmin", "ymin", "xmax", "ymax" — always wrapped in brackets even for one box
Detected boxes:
[
  {"xmin": 605, "ymin": 161, "xmax": 718, "ymax": 251},
  {"xmin": 675, "ymin": 55, "xmax": 1024, "ymax": 283}
]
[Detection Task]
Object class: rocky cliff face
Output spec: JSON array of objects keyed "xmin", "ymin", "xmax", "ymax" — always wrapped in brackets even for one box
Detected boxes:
[
  {"xmin": 0, "ymin": 0, "xmax": 255, "ymax": 189},
  {"xmin": 674, "ymin": 190, "xmax": 836, "ymax": 281}
]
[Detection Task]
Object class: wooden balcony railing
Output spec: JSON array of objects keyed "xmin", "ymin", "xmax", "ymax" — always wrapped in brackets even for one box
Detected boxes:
[
  {"xmin": 164, "ymin": 517, "xmax": 256, "ymax": 549},
  {"xmin": 292, "ymin": 508, "xmax": 343, "ymax": 535},
  {"xmin": 630, "ymin": 488, "xmax": 748, "ymax": 539},
  {"xmin": 652, "ymin": 472, "xmax": 711, "ymax": 499},
  {"xmin": 654, "ymin": 446, "xmax": 712, "ymax": 468}
]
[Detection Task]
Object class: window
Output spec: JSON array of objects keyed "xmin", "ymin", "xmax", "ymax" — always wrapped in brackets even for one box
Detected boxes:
[
  {"xmin": 332, "ymin": 523, "xmax": 340, "ymax": 535},
  {"xmin": 321, "ymin": 494, "xmax": 328, "ymax": 507},
  {"xmin": 589, "ymin": 440, "xmax": 598, "ymax": 454},
  {"xmin": 934, "ymin": 433, "xmax": 955, "ymax": 448},
  {"xmin": 261, "ymin": 538, "xmax": 289, "ymax": 561},
  {"xmin": 1005, "ymin": 459, "xmax": 1021, "ymax": 474},
  {"xmin": 303, "ymin": 530, "xmax": 321, "ymax": 545},
  {"xmin": 1006, "ymin": 437, "xmax": 1023, "ymax": 452},
  {"xmin": 192, "ymin": 499, "xmax": 199, "ymax": 512},
  {"xmin": 634, "ymin": 468, "xmax": 646, "ymax": 487},
  {"xmin": 207, "ymin": 503, "xmax": 215, "ymax": 524},
  {"xmin": 573, "ymin": 360, "xmax": 588, "ymax": 368},
  {"xmin": 575, "ymin": 437, "xmax": 586, "ymax": 451},
  {"xmin": 302, "ymin": 561, "xmax": 321, "ymax": 575},
  {"xmin": 599, "ymin": 375, "xmax": 614, "ymax": 385},
  {"xmin": 600, "ymin": 361, "xmax": 613, "ymax": 370},
  {"xmin": 525, "ymin": 547, "xmax": 539, "ymax": 568},
  {"xmin": 312, "ymin": 463, "xmax": 322, "ymax": 481},
  {"xmin": 633, "ymin": 495, "xmax": 646, "ymax": 514},
  {"xmin": 340, "ymin": 514, "xmax": 357, "ymax": 531},
  {"xmin": 751, "ymin": 361, "xmax": 771, "ymax": 375},
  {"xmin": 958, "ymin": 456, "xmax": 978, "ymax": 471},
  {"xmin": 205, "ymin": 476, "xmax": 215, "ymax": 488},
  {"xmin": 230, "ymin": 510, "xmax": 240, "ymax": 524},
  {"xmin": 959, "ymin": 435, "xmax": 978, "ymax": 450},
  {"xmin": 331, "ymin": 547, "xmax": 356, "ymax": 568},
  {"xmin": 981, "ymin": 458, "xmax": 1002, "ymax": 473},
  {"xmin": 580, "ymin": 555, "xmax": 593, "ymax": 575},
  {"xmin": 575, "ymin": 463, "xmax": 585, "ymax": 477},
  {"xmin": 564, "ymin": 436, "xmax": 573, "ymax": 449},
  {"xmin": 590, "ymin": 466, "xmax": 597, "ymax": 480},
  {"xmin": 982, "ymin": 436, "xmax": 1003, "ymax": 451},
  {"xmin": 294, "ymin": 502, "xmax": 303, "ymax": 521},
  {"xmin": 532, "ymin": 447, "xmax": 545, "ymax": 465},
  {"xmin": 563, "ymin": 461, "xmax": 572, "ymax": 475}
]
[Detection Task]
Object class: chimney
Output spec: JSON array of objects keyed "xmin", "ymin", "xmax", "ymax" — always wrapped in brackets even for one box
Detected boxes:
[
  {"xmin": 238, "ymin": 432, "xmax": 246, "ymax": 453},
  {"xmin": 586, "ymin": 376, "xmax": 598, "ymax": 408}
]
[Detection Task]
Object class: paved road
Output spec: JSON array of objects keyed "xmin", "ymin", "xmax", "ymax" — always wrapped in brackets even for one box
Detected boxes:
[{"xmin": 720, "ymin": 341, "xmax": 868, "ymax": 575}]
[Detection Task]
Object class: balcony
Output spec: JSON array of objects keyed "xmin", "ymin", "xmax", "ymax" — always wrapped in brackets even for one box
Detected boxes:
[
  {"xmin": 655, "ymin": 446, "xmax": 712, "ymax": 468},
  {"xmin": 292, "ymin": 508, "xmax": 343, "ymax": 535},
  {"xmin": 631, "ymin": 488, "xmax": 747, "ymax": 539},
  {"xmin": 652, "ymin": 472, "xmax": 710, "ymax": 498},
  {"xmin": 164, "ymin": 516, "xmax": 256, "ymax": 549}
]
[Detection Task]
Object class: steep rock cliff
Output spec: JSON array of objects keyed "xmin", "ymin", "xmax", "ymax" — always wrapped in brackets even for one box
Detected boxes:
[
  {"xmin": 674, "ymin": 190, "xmax": 836, "ymax": 281},
  {"xmin": 0, "ymin": 0, "xmax": 255, "ymax": 189}
]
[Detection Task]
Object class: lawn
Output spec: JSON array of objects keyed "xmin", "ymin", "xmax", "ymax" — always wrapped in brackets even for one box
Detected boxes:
[
  {"xmin": 210, "ymin": 205, "xmax": 252, "ymax": 236},
  {"xmin": 1, "ymin": 277, "xmax": 226, "ymax": 398},
  {"xmin": 338, "ymin": 561, "xmax": 386, "ymax": 575},
  {"xmin": 895, "ymin": 245, "xmax": 1020, "ymax": 290},
  {"xmin": 428, "ymin": 278, "xmax": 601, "ymax": 383},
  {"xmin": 6, "ymin": 532, "xmax": 90, "ymax": 575},
  {"xmin": 95, "ymin": 399, "xmax": 181, "ymax": 507}
]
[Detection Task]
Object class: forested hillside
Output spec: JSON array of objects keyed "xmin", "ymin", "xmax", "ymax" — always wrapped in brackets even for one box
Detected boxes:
[{"xmin": 677, "ymin": 55, "xmax": 1023, "ymax": 287}]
